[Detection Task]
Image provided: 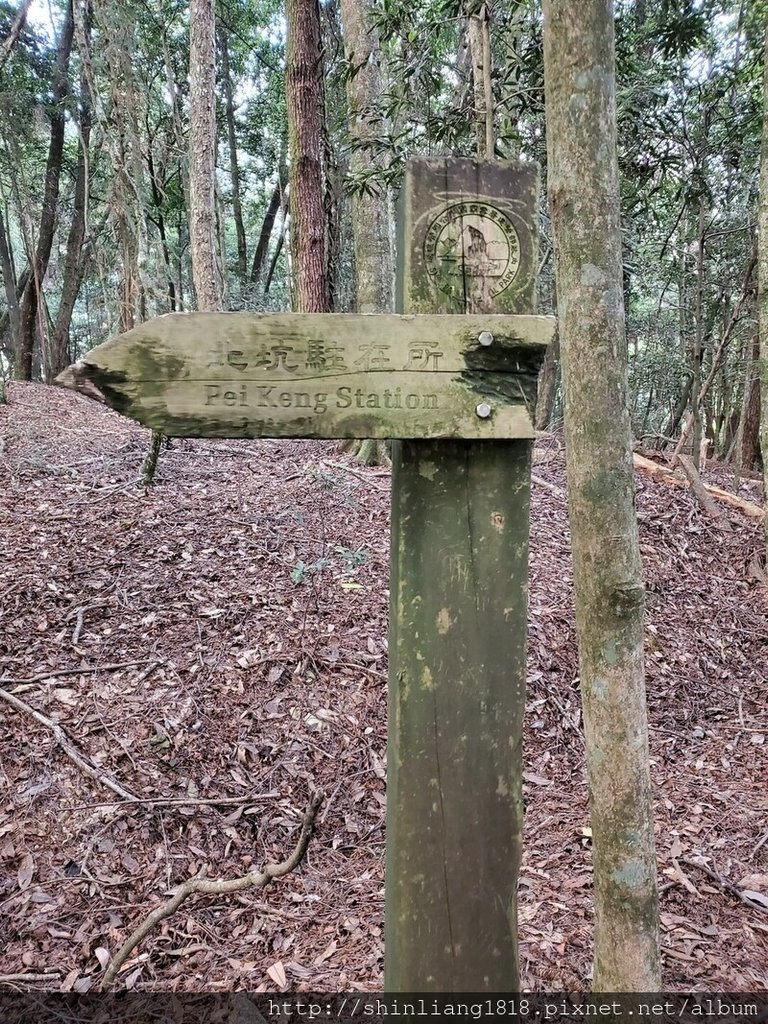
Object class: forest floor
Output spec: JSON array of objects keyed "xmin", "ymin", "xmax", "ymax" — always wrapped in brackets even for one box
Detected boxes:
[{"xmin": 1, "ymin": 381, "xmax": 767, "ymax": 994}]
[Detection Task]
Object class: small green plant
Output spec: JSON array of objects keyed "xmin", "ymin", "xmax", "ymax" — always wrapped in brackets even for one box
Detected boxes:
[
  {"xmin": 290, "ymin": 557, "xmax": 331, "ymax": 584},
  {"xmin": 335, "ymin": 545, "xmax": 367, "ymax": 572}
]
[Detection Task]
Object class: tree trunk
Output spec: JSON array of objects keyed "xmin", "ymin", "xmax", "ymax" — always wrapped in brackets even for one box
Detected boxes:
[
  {"xmin": 219, "ymin": 28, "xmax": 247, "ymax": 284},
  {"xmin": 660, "ymin": 369, "xmax": 693, "ymax": 445},
  {"xmin": 759, "ymin": 25, "xmax": 768, "ymax": 559},
  {"xmin": 15, "ymin": 0, "xmax": 74, "ymax": 380},
  {"xmin": 286, "ymin": 0, "xmax": 329, "ymax": 313},
  {"xmin": 738, "ymin": 332, "xmax": 761, "ymax": 471},
  {"xmin": 534, "ymin": 325, "xmax": 560, "ymax": 430},
  {"xmin": 465, "ymin": 0, "xmax": 493, "ymax": 158},
  {"xmin": 542, "ymin": 0, "xmax": 661, "ymax": 992},
  {"xmin": 49, "ymin": 59, "xmax": 92, "ymax": 379},
  {"xmin": 0, "ymin": 208, "xmax": 20, "ymax": 356},
  {"xmin": 339, "ymin": 0, "xmax": 393, "ymax": 464},
  {"xmin": 147, "ymin": 146, "xmax": 177, "ymax": 311},
  {"xmin": 691, "ymin": 198, "xmax": 706, "ymax": 467},
  {"xmin": 250, "ymin": 171, "xmax": 286, "ymax": 287},
  {"xmin": 0, "ymin": 0, "xmax": 33, "ymax": 73},
  {"xmin": 339, "ymin": 0, "xmax": 393, "ymax": 314},
  {"xmin": 265, "ymin": 204, "xmax": 288, "ymax": 295},
  {"xmin": 189, "ymin": 0, "xmax": 221, "ymax": 312}
]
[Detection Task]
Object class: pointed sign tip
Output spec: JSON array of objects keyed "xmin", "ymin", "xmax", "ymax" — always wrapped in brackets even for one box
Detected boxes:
[{"xmin": 55, "ymin": 362, "xmax": 106, "ymax": 404}]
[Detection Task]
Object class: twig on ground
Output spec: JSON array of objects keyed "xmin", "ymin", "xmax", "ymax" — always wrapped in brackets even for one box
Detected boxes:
[
  {"xmin": 680, "ymin": 857, "xmax": 768, "ymax": 915},
  {"xmin": 101, "ymin": 789, "xmax": 324, "ymax": 989},
  {"xmin": 71, "ymin": 608, "xmax": 85, "ymax": 645},
  {"xmin": 134, "ymin": 661, "xmax": 163, "ymax": 685},
  {"xmin": 1, "ymin": 660, "xmax": 156, "ymax": 690},
  {"xmin": 320, "ymin": 459, "xmax": 391, "ymax": 489},
  {"xmin": 752, "ymin": 830, "xmax": 768, "ymax": 861},
  {"xmin": 0, "ymin": 973, "xmax": 62, "ymax": 984},
  {"xmin": 62, "ymin": 792, "xmax": 280, "ymax": 811},
  {"xmin": 0, "ymin": 686, "xmax": 139, "ymax": 802},
  {"xmin": 532, "ymin": 473, "xmax": 565, "ymax": 497}
]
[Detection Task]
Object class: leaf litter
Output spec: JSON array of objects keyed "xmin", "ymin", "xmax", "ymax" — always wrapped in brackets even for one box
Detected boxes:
[{"xmin": 0, "ymin": 383, "xmax": 766, "ymax": 991}]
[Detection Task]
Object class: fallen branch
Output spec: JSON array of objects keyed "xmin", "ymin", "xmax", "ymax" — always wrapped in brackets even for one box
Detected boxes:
[
  {"xmin": 63, "ymin": 791, "xmax": 280, "ymax": 811},
  {"xmin": 532, "ymin": 473, "xmax": 565, "ymax": 498},
  {"xmin": 680, "ymin": 857, "xmax": 768, "ymax": 916},
  {"xmin": 101, "ymin": 789, "xmax": 324, "ymax": 989},
  {"xmin": 752, "ymin": 829, "xmax": 768, "ymax": 861},
  {"xmin": 633, "ymin": 454, "xmax": 764, "ymax": 521},
  {"xmin": 320, "ymin": 459, "xmax": 391, "ymax": 489},
  {"xmin": 677, "ymin": 455, "xmax": 732, "ymax": 532},
  {"xmin": 0, "ymin": 686, "xmax": 138, "ymax": 802},
  {"xmin": 0, "ymin": 973, "xmax": 61, "ymax": 984},
  {"xmin": 1, "ymin": 660, "xmax": 158, "ymax": 691}
]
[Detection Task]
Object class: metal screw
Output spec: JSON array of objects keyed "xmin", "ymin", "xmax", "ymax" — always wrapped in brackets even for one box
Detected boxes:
[
  {"xmin": 476, "ymin": 402, "xmax": 492, "ymax": 419},
  {"xmin": 478, "ymin": 331, "xmax": 494, "ymax": 347}
]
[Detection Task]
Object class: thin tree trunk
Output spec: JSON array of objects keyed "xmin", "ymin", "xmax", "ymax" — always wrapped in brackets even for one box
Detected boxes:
[
  {"xmin": 250, "ymin": 172, "xmax": 285, "ymax": 286},
  {"xmin": 465, "ymin": 0, "xmax": 493, "ymax": 158},
  {"xmin": 219, "ymin": 28, "xmax": 247, "ymax": 284},
  {"xmin": 339, "ymin": 0, "xmax": 392, "ymax": 313},
  {"xmin": 0, "ymin": 208, "xmax": 20, "ymax": 351},
  {"xmin": 737, "ymin": 332, "xmax": 761, "ymax": 471},
  {"xmin": 15, "ymin": 0, "xmax": 75, "ymax": 380},
  {"xmin": 759, "ymin": 25, "xmax": 768, "ymax": 558},
  {"xmin": 189, "ymin": 0, "xmax": 221, "ymax": 312},
  {"xmin": 265, "ymin": 207, "xmax": 288, "ymax": 295},
  {"xmin": 0, "ymin": 0, "xmax": 33, "ymax": 73},
  {"xmin": 534, "ymin": 326, "xmax": 560, "ymax": 430},
  {"xmin": 147, "ymin": 146, "xmax": 177, "ymax": 311},
  {"xmin": 286, "ymin": 0, "xmax": 329, "ymax": 313},
  {"xmin": 50, "ymin": 59, "xmax": 92, "ymax": 378},
  {"xmin": 691, "ymin": 198, "xmax": 706, "ymax": 467},
  {"xmin": 542, "ymin": 0, "xmax": 661, "ymax": 991}
]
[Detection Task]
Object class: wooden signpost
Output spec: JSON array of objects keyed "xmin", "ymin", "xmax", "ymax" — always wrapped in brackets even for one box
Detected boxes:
[
  {"xmin": 58, "ymin": 312, "xmax": 551, "ymax": 441},
  {"xmin": 58, "ymin": 157, "xmax": 554, "ymax": 992}
]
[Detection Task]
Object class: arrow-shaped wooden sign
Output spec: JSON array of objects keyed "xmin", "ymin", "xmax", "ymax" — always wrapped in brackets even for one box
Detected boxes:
[{"xmin": 57, "ymin": 312, "xmax": 554, "ymax": 440}]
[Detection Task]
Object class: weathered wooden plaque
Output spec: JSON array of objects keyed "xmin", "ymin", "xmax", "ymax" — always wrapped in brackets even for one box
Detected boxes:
[
  {"xmin": 397, "ymin": 157, "xmax": 539, "ymax": 315},
  {"xmin": 58, "ymin": 312, "xmax": 552, "ymax": 439}
]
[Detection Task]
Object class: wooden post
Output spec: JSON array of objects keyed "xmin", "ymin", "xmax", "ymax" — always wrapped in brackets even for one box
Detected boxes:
[{"xmin": 386, "ymin": 158, "xmax": 541, "ymax": 991}]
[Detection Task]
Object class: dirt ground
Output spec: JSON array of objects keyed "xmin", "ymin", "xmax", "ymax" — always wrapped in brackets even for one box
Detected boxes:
[{"xmin": 1, "ymin": 382, "xmax": 767, "ymax": 993}]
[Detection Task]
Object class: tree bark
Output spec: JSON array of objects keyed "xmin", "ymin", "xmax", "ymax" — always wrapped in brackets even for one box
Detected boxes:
[
  {"xmin": 465, "ymin": 0, "xmax": 493, "ymax": 159},
  {"xmin": 50, "ymin": 57, "xmax": 92, "ymax": 379},
  {"xmin": 760, "ymin": 25, "xmax": 768, "ymax": 560},
  {"xmin": 339, "ymin": 0, "xmax": 393, "ymax": 314},
  {"xmin": 286, "ymin": 0, "xmax": 329, "ymax": 313},
  {"xmin": 542, "ymin": 0, "xmax": 661, "ymax": 991},
  {"xmin": 534, "ymin": 325, "xmax": 560, "ymax": 430},
  {"xmin": 15, "ymin": 0, "xmax": 74, "ymax": 380},
  {"xmin": 250, "ymin": 177, "xmax": 283, "ymax": 287},
  {"xmin": 0, "ymin": 208, "xmax": 20, "ymax": 354},
  {"xmin": 737, "ymin": 332, "xmax": 761, "ymax": 471},
  {"xmin": 189, "ymin": 0, "xmax": 221, "ymax": 312},
  {"xmin": 0, "ymin": 0, "xmax": 33, "ymax": 73},
  {"xmin": 219, "ymin": 28, "xmax": 247, "ymax": 284},
  {"xmin": 147, "ymin": 145, "xmax": 177, "ymax": 311}
]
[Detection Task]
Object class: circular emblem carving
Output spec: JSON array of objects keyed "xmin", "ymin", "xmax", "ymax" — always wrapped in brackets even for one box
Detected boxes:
[{"xmin": 424, "ymin": 201, "xmax": 521, "ymax": 297}]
